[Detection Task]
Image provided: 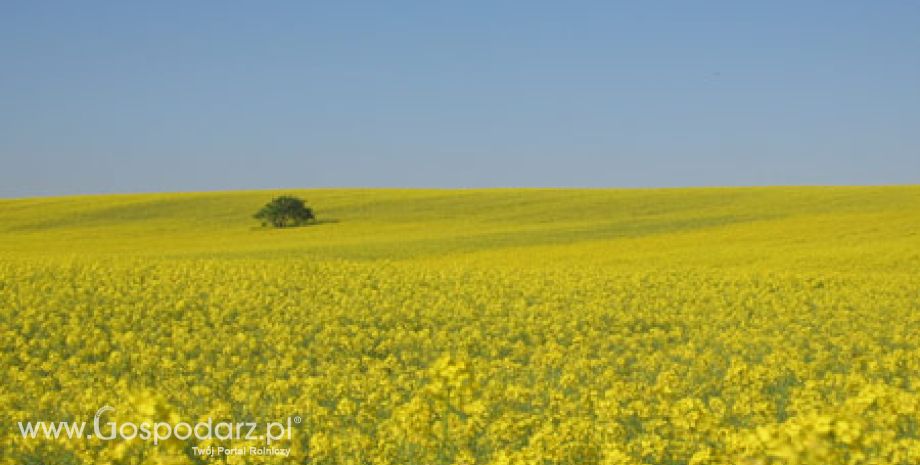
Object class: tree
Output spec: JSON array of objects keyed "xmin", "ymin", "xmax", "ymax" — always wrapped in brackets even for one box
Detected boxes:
[{"xmin": 254, "ymin": 196, "xmax": 315, "ymax": 228}]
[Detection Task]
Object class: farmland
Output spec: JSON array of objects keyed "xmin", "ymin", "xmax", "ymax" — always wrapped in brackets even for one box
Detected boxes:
[{"xmin": 1, "ymin": 187, "xmax": 919, "ymax": 464}]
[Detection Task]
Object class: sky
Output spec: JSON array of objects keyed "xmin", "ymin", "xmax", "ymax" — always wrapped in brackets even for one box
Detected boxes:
[{"xmin": 2, "ymin": 1, "xmax": 919, "ymax": 197}]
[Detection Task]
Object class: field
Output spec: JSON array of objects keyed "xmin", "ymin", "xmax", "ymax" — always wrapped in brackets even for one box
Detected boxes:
[{"xmin": 1, "ymin": 186, "xmax": 919, "ymax": 464}]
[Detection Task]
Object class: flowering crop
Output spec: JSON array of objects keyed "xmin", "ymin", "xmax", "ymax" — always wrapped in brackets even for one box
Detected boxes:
[{"xmin": 1, "ymin": 187, "xmax": 919, "ymax": 464}]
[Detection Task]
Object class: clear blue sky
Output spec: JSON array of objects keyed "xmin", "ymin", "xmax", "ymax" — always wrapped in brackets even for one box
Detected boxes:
[{"xmin": 2, "ymin": 1, "xmax": 918, "ymax": 197}]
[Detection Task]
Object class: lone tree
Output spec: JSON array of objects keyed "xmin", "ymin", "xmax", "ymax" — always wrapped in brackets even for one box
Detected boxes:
[{"xmin": 254, "ymin": 196, "xmax": 315, "ymax": 228}]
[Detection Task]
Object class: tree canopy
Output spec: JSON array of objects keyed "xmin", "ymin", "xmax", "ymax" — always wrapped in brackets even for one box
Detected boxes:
[{"xmin": 254, "ymin": 196, "xmax": 315, "ymax": 228}]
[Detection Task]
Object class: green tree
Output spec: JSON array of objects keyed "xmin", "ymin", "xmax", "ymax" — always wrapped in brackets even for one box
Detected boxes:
[{"xmin": 254, "ymin": 196, "xmax": 315, "ymax": 228}]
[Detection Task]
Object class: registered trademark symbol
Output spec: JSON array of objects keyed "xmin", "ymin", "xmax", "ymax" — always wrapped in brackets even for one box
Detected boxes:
[{"xmin": 294, "ymin": 416, "xmax": 302, "ymax": 424}]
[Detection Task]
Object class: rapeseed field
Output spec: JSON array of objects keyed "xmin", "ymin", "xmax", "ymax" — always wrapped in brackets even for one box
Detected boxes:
[{"xmin": 1, "ymin": 187, "xmax": 919, "ymax": 464}]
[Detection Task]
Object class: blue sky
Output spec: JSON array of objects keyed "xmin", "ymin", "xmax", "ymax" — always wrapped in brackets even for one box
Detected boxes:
[{"xmin": 2, "ymin": 1, "xmax": 918, "ymax": 196}]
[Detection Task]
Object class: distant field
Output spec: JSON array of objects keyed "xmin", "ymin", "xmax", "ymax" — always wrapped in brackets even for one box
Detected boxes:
[
  {"xmin": 2, "ymin": 187, "xmax": 918, "ymax": 268},
  {"xmin": 2, "ymin": 187, "xmax": 919, "ymax": 464}
]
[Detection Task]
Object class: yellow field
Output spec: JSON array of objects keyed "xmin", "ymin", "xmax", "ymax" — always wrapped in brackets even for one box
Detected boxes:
[{"xmin": 1, "ymin": 187, "xmax": 919, "ymax": 464}]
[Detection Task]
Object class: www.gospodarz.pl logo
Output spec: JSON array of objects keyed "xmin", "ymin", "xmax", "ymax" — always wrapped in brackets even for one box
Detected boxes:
[{"xmin": 17, "ymin": 405, "xmax": 300, "ymax": 456}]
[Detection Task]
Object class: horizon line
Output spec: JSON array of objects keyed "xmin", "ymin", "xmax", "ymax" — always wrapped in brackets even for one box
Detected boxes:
[{"xmin": 2, "ymin": 183, "xmax": 918, "ymax": 201}]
